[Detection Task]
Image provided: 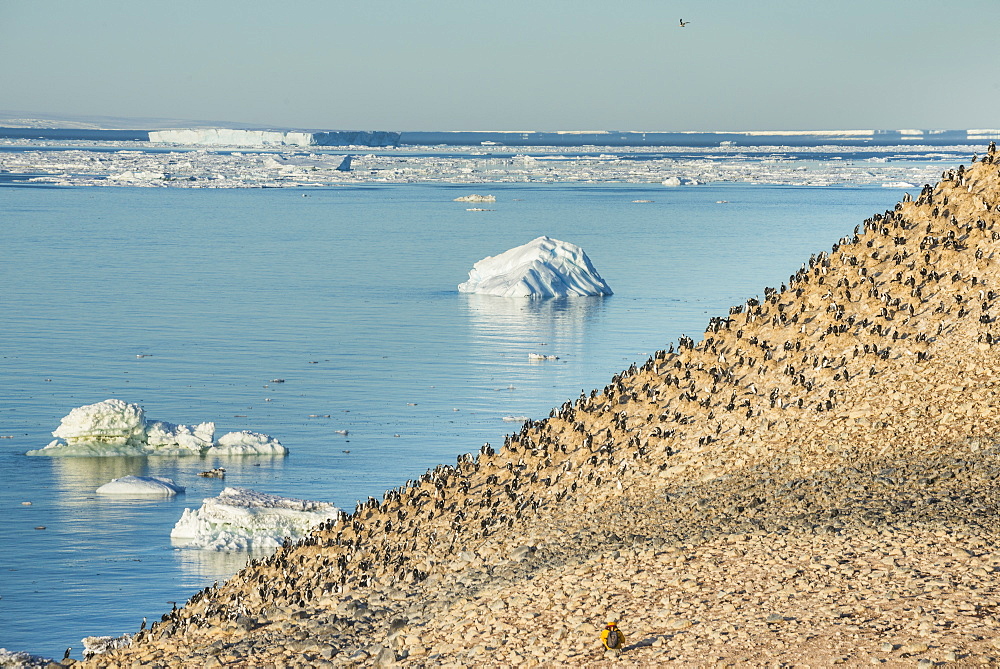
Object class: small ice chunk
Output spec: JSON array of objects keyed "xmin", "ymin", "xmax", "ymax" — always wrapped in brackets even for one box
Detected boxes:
[
  {"xmin": 453, "ymin": 193, "xmax": 496, "ymax": 202},
  {"xmin": 207, "ymin": 430, "xmax": 287, "ymax": 455},
  {"xmin": 82, "ymin": 634, "xmax": 133, "ymax": 658},
  {"xmin": 0, "ymin": 648, "xmax": 54, "ymax": 667},
  {"xmin": 96, "ymin": 475, "xmax": 185, "ymax": 497},
  {"xmin": 882, "ymin": 181, "xmax": 917, "ymax": 188},
  {"xmin": 145, "ymin": 420, "xmax": 215, "ymax": 454},
  {"xmin": 458, "ymin": 236, "xmax": 613, "ymax": 298},
  {"xmin": 170, "ymin": 487, "xmax": 338, "ymax": 551}
]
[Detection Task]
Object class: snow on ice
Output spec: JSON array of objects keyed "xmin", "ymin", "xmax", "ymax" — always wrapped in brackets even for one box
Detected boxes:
[
  {"xmin": 96, "ymin": 475, "xmax": 185, "ymax": 496},
  {"xmin": 25, "ymin": 399, "xmax": 287, "ymax": 457},
  {"xmin": 170, "ymin": 487, "xmax": 339, "ymax": 551},
  {"xmin": 0, "ymin": 140, "xmax": 971, "ymax": 188},
  {"xmin": 0, "ymin": 648, "xmax": 54, "ymax": 668},
  {"xmin": 458, "ymin": 236, "xmax": 613, "ymax": 298}
]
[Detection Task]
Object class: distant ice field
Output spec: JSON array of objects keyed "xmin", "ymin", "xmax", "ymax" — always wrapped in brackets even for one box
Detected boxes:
[
  {"xmin": 0, "ymin": 141, "xmax": 970, "ymax": 188},
  {"xmin": 0, "ymin": 161, "xmax": 963, "ymax": 659}
]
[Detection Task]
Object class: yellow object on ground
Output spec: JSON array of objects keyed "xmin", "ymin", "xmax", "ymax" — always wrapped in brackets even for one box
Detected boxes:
[{"xmin": 601, "ymin": 622, "xmax": 625, "ymax": 650}]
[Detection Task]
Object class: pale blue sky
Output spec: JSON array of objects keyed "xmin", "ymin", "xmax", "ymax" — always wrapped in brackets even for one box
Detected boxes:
[{"xmin": 2, "ymin": 0, "xmax": 998, "ymax": 131}]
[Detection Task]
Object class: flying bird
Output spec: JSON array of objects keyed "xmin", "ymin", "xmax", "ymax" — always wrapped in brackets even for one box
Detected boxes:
[{"xmin": 679, "ymin": 19, "xmax": 691, "ymax": 27}]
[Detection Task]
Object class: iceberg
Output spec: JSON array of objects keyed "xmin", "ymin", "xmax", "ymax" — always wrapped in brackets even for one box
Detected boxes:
[
  {"xmin": 453, "ymin": 194, "xmax": 496, "ymax": 203},
  {"xmin": 50, "ymin": 398, "xmax": 146, "ymax": 446},
  {"xmin": 206, "ymin": 430, "xmax": 285, "ymax": 455},
  {"xmin": 96, "ymin": 475, "xmax": 185, "ymax": 497},
  {"xmin": 170, "ymin": 487, "xmax": 339, "ymax": 551},
  {"xmin": 458, "ymin": 236, "xmax": 613, "ymax": 298},
  {"xmin": 146, "ymin": 420, "xmax": 215, "ymax": 454},
  {"xmin": 25, "ymin": 399, "xmax": 287, "ymax": 457},
  {"xmin": 149, "ymin": 128, "xmax": 313, "ymax": 146},
  {"xmin": 148, "ymin": 128, "xmax": 400, "ymax": 148}
]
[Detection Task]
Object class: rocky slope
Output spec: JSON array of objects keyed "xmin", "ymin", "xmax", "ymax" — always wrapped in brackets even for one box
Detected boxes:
[{"xmin": 85, "ymin": 147, "xmax": 1000, "ymax": 667}]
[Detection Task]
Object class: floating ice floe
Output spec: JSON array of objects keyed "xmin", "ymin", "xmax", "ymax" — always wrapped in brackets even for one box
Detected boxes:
[
  {"xmin": 145, "ymin": 420, "xmax": 215, "ymax": 453},
  {"xmin": 170, "ymin": 487, "xmax": 339, "ymax": 551},
  {"xmin": 82, "ymin": 634, "xmax": 133, "ymax": 659},
  {"xmin": 454, "ymin": 193, "xmax": 495, "ymax": 202},
  {"xmin": 207, "ymin": 430, "xmax": 285, "ymax": 455},
  {"xmin": 25, "ymin": 399, "xmax": 287, "ymax": 457},
  {"xmin": 96, "ymin": 475, "xmax": 185, "ymax": 497},
  {"xmin": 882, "ymin": 181, "xmax": 918, "ymax": 188},
  {"xmin": 458, "ymin": 236, "xmax": 613, "ymax": 298},
  {"xmin": 0, "ymin": 648, "xmax": 53, "ymax": 668},
  {"xmin": 661, "ymin": 176, "xmax": 701, "ymax": 186}
]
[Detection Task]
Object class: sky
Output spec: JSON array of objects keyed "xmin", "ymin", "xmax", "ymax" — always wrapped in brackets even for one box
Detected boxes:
[{"xmin": 2, "ymin": 0, "xmax": 999, "ymax": 132}]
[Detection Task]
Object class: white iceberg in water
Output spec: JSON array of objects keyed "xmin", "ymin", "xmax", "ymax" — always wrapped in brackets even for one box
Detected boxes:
[
  {"xmin": 453, "ymin": 193, "xmax": 496, "ymax": 203},
  {"xmin": 170, "ymin": 487, "xmax": 339, "ymax": 551},
  {"xmin": 207, "ymin": 430, "xmax": 286, "ymax": 455},
  {"xmin": 96, "ymin": 475, "xmax": 185, "ymax": 497},
  {"xmin": 458, "ymin": 236, "xmax": 613, "ymax": 298},
  {"xmin": 51, "ymin": 398, "xmax": 147, "ymax": 447},
  {"xmin": 26, "ymin": 399, "xmax": 287, "ymax": 457},
  {"xmin": 146, "ymin": 420, "xmax": 216, "ymax": 454}
]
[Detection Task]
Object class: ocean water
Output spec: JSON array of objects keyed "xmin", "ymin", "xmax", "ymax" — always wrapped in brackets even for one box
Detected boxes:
[{"xmin": 1, "ymin": 179, "xmax": 917, "ymax": 659}]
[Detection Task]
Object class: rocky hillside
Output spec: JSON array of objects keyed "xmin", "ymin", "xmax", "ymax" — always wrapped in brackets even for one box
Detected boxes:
[{"xmin": 87, "ymin": 147, "xmax": 1000, "ymax": 667}]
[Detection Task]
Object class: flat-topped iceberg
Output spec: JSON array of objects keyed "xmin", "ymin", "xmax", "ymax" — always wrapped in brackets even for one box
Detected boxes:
[
  {"xmin": 458, "ymin": 236, "xmax": 613, "ymax": 298},
  {"xmin": 170, "ymin": 487, "xmax": 339, "ymax": 551},
  {"xmin": 96, "ymin": 475, "xmax": 185, "ymax": 496},
  {"xmin": 26, "ymin": 399, "xmax": 287, "ymax": 457}
]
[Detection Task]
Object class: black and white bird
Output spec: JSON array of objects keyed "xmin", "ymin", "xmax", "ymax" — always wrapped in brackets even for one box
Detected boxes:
[{"xmin": 679, "ymin": 18, "xmax": 691, "ymax": 27}]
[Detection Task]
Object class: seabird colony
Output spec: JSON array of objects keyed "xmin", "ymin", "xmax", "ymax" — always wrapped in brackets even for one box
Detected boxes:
[{"xmin": 88, "ymin": 147, "xmax": 1000, "ymax": 667}]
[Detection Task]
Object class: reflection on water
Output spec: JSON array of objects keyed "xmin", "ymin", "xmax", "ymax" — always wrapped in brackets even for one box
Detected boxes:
[
  {"xmin": 462, "ymin": 294, "xmax": 608, "ymax": 355},
  {"xmin": 49, "ymin": 456, "xmax": 151, "ymax": 495},
  {"xmin": 172, "ymin": 545, "xmax": 255, "ymax": 586},
  {"xmin": 47, "ymin": 454, "xmax": 289, "ymax": 498},
  {"xmin": 461, "ymin": 294, "xmax": 611, "ymax": 421}
]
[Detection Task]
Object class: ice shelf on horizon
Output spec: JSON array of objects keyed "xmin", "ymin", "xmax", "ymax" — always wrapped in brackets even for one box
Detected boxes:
[{"xmin": 148, "ymin": 128, "xmax": 399, "ymax": 147}]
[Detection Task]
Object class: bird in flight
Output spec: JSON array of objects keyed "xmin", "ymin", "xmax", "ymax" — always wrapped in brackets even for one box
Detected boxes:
[{"xmin": 679, "ymin": 19, "xmax": 691, "ymax": 27}]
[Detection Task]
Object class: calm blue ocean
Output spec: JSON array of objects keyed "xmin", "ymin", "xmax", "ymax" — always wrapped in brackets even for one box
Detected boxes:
[{"xmin": 1, "ymin": 179, "xmax": 915, "ymax": 659}]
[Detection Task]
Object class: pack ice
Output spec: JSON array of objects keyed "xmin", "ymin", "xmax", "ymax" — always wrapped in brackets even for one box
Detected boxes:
[
  {"xmin": 170, "ymin": 487, "xmax": 339, "ymax": 551},
  {"xmin": 25, "ymin": 399, "xmax": 287, "ymax": 457},
  {"xmin": 458, "ymin": 236, "xmax": 613, "ymax": 298}
]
